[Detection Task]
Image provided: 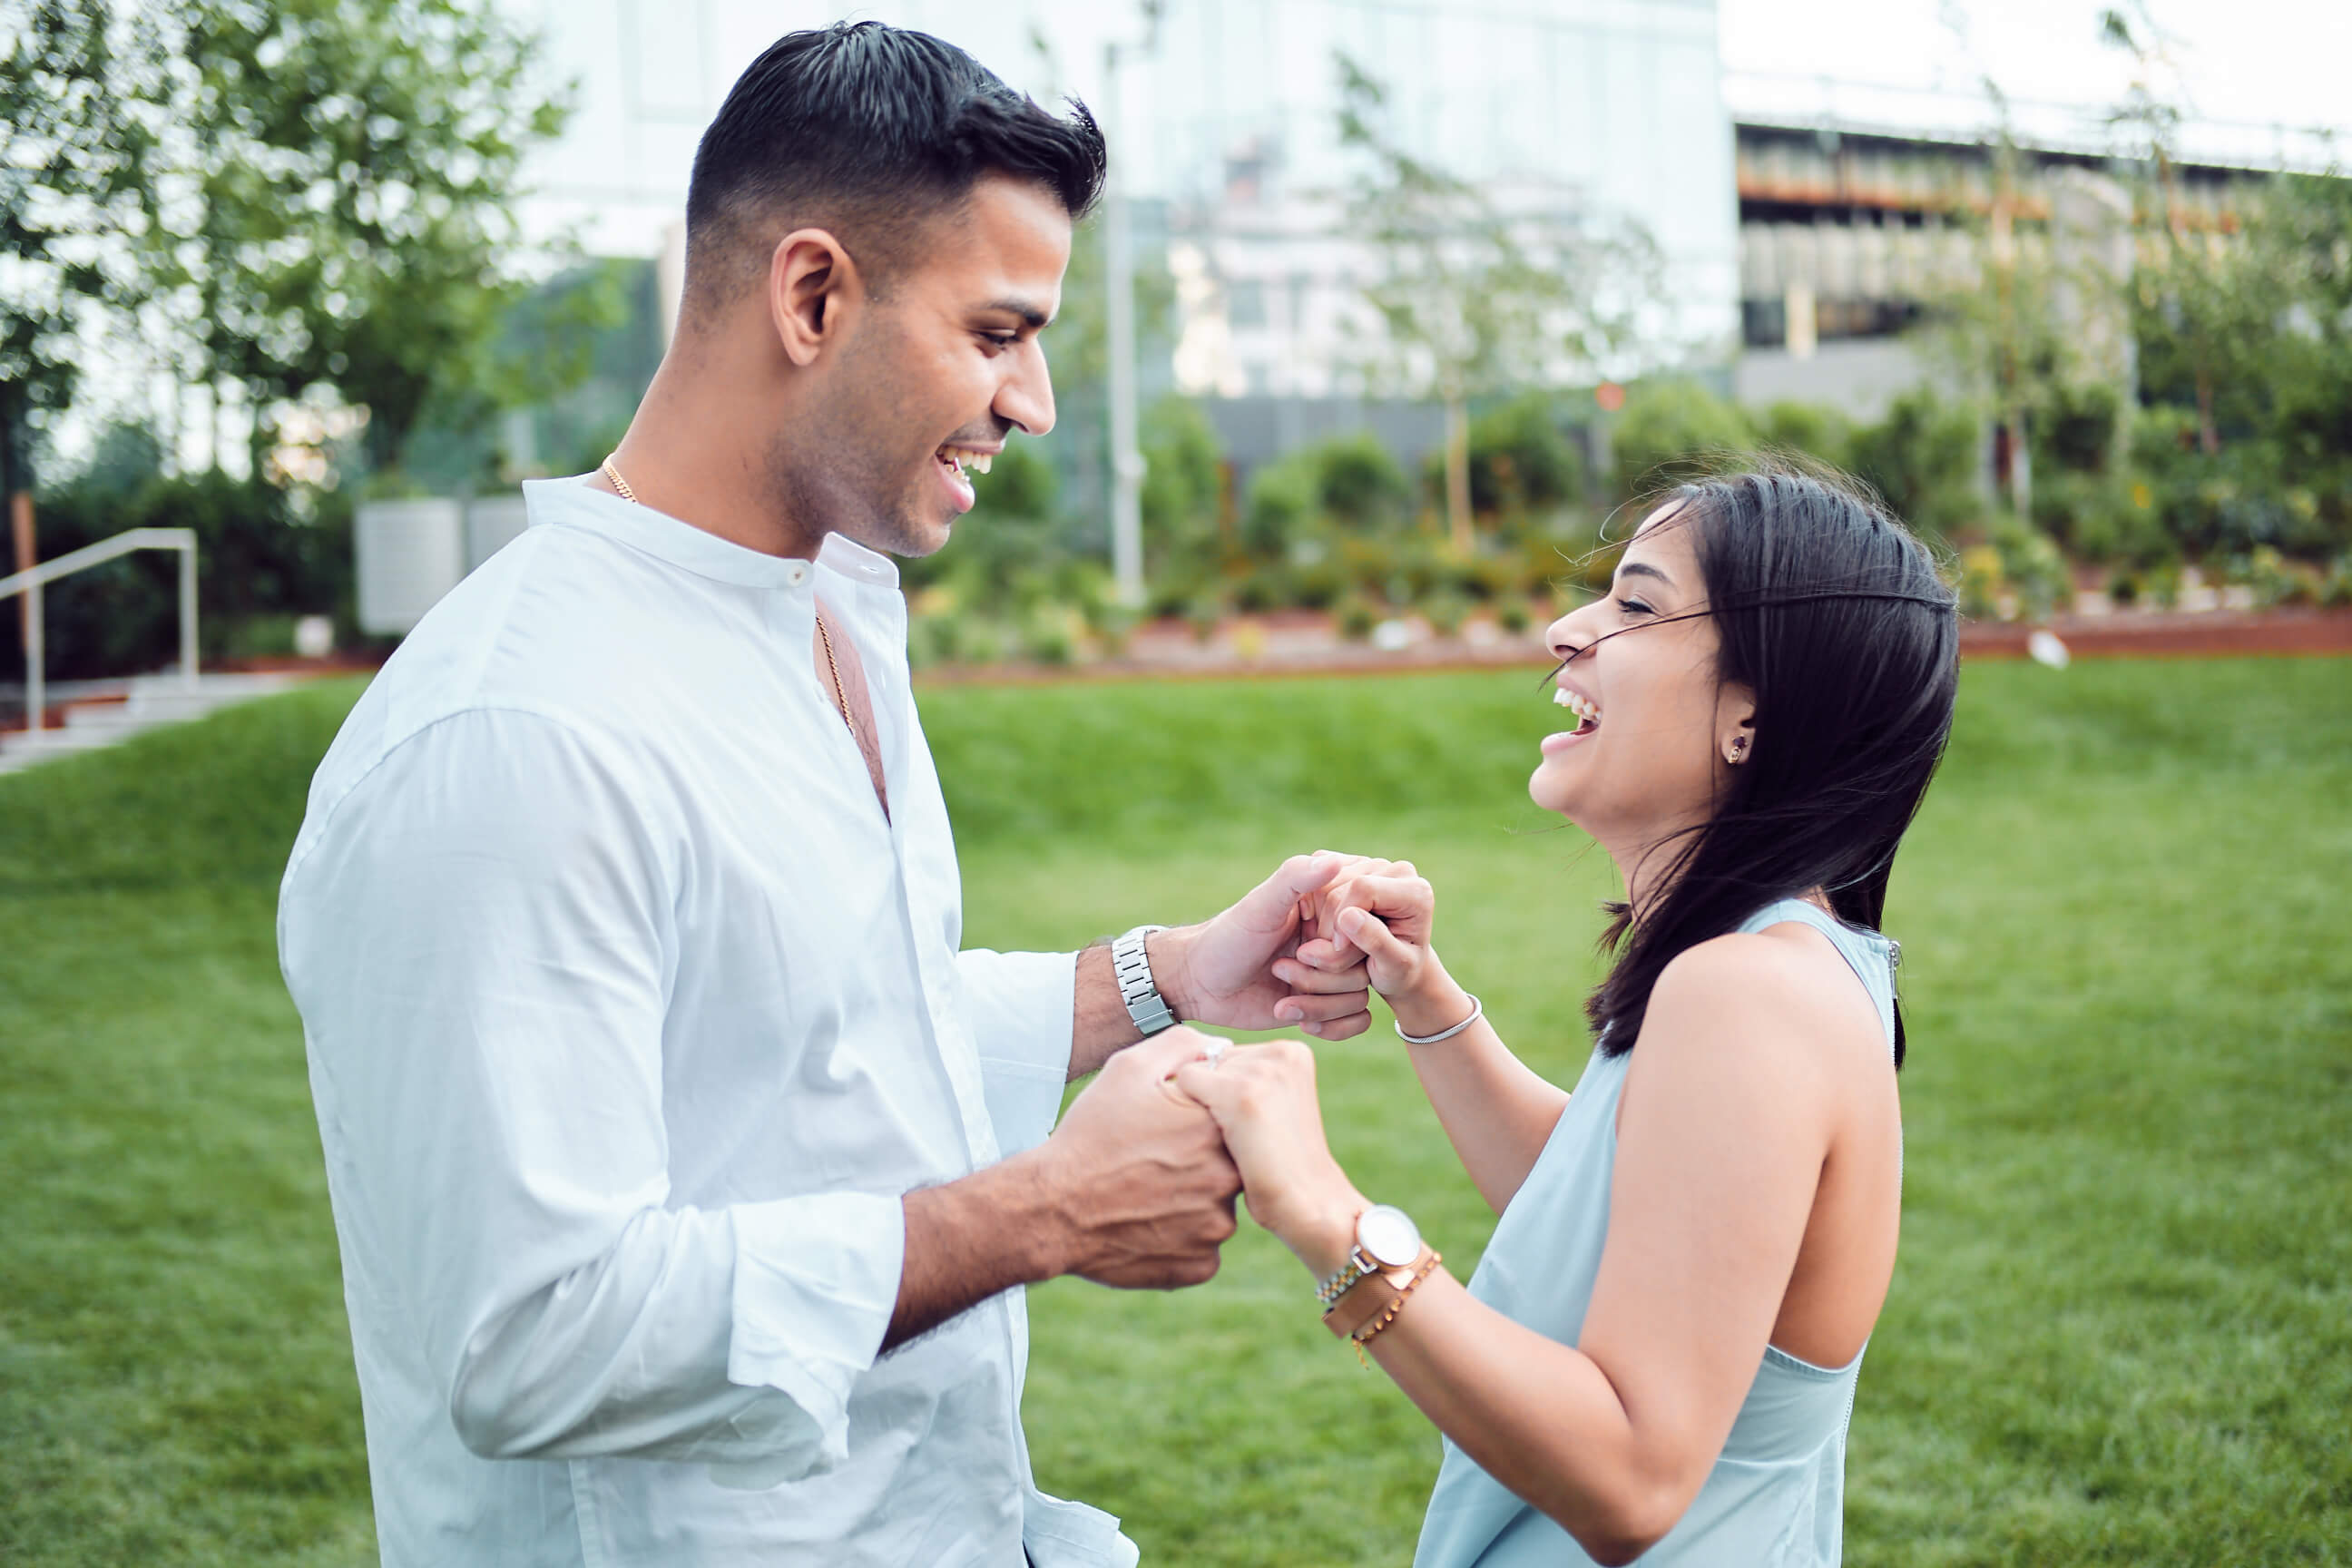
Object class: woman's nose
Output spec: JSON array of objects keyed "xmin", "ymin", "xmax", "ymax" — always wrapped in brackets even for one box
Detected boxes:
[{"xmin": 1545, "ymin": 606, "xmax": 1592, "ymax": 663}]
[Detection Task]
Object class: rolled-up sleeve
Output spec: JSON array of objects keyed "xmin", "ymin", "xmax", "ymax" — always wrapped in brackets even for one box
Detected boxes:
[
  {"xmin": 279, "ymin": 710, "xmax": 901, "ymax": 1478},
  {"xmin": 956, "ymin": 948, "xmax": 1077, "ymax": 1158}
]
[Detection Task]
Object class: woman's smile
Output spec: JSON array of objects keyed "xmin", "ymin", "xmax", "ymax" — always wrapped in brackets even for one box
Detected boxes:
[{"xmin": 1543, "ymin": 680, "xmax": 1603, "ymax": 755}]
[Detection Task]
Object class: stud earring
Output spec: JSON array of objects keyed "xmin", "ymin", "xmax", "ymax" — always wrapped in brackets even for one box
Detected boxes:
[{"xmin": 1726, "ymin": 736, "xmax": 1748, "ymax": 764}]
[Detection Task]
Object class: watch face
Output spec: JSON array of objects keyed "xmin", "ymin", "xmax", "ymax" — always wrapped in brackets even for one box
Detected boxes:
[{"xmin": 1357, "ymin": 1205, "xmax": 1421, "ymax": 1269}]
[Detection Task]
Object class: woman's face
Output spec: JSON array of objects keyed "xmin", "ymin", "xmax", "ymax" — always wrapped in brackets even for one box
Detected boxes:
[{"xmin": 1530, "ymin": 505, "xmax": 1755, "ymax": 850}]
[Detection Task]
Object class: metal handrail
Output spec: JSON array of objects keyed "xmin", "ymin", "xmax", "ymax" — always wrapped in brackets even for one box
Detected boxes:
[{"xmin": 0, "ymin": 526, "xmax": 199, "ymax": 738}]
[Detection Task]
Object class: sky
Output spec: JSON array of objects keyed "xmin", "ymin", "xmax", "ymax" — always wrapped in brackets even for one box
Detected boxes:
[{"xmin": 1717, "ymin": 0, "xmax": 2352, "ymax": 167}]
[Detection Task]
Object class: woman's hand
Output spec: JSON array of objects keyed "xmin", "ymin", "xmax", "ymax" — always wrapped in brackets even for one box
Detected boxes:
[
  {"xmin": 1171, "ymin": 1040, "xmax": 1364, "ymax": 1277},
  {"xmin": 1298, "ymin": 862, "xmax": 1440, "ymax": 997},
  {"xmin": 1298, "ymin": 865, "xmax": 1486, "ymax": 1045}
]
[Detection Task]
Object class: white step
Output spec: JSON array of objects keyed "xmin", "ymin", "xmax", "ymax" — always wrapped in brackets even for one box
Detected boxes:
[
  {"xmin": 127, "ymin": 671, "xmax": 296, "ymax": 700},
  {"xmin": 0, "ymin": 671, "xmax": 308, "ymax": 776},
  {"xmin": 0, "ymin": 730, "xmax": 140, "ymax": 772},
  {"xmin": 62, "ymin": 705, "xmax": 164, "ymax": 735}
]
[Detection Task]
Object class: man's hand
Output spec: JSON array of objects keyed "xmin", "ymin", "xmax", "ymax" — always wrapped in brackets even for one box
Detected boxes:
[
  {"xmin": 1030, "ymin": 1028, "xmax": 1243, "ymax": 1289},
  {"xmin": 1156, "ymin": 853, "xmax": 1377, "ymax": 1039}
]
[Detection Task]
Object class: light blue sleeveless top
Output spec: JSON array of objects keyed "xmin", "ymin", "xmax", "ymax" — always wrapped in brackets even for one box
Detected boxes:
[{"xmin": 1414, "ymin": 898, "xmax": 1899, "ymax": 1568}]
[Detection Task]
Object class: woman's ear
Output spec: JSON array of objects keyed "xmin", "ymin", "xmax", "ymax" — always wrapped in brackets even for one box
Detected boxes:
[
  {"xmin": 1719, "ymin": 681, "xmax": 1758, "ymax": 765},
  {"xmin": 768, "ymin": 228, "xmax": 864, "ymax": 367}
]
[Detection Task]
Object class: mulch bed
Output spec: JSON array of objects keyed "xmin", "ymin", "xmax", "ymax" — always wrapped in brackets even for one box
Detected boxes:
[
  {"xmin": 9, "ymin": 612, "xmax": 2343, "ymax": 720},
  {"xmin": 916, "ymin": 607, "xmax": 2352, "ymax": 686}
]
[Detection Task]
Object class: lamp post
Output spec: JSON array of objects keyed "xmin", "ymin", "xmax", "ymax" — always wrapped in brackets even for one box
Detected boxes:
[{"xmin": 1102, "ymin": 5, "xmax": 1161, "ymax": 608}]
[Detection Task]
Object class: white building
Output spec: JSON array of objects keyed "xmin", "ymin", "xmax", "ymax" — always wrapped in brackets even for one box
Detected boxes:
[{"xmin": 506, "ymin": 0, "xmax": 1740, "ymax": 394}]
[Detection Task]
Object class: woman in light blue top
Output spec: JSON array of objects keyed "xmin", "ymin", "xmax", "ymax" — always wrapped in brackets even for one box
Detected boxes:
[{"xmin": 1171, "ymin": 466, "xmax": 1959, "ymax": 1565}]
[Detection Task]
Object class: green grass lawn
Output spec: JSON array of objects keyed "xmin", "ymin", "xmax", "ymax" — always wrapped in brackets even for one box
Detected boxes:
[{"xmin": 3, "ymin": 657, "xmax": 2347, "ymax": 1565}]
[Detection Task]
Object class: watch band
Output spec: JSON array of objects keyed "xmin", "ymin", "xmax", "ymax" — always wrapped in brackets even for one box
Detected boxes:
[
  {"xmin": 1111, "ymin": 925, "xmax": 1177, "ymax": 1036},
  {"xmin": 1323, "ymin": 1243, "xmax": 1441, "ymax": 1340},
  {"xmin": 1316, "ymin": 1256, "xmax": 1370, "ymax": 1309}
]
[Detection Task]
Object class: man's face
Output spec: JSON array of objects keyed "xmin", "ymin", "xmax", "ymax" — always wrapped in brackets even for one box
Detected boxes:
[{"xmin": 786, "ymin": 173, "xmax": 1069, "ymax": 558}]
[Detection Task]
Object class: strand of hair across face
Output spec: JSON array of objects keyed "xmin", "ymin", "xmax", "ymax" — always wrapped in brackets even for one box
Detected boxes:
[{"xmin": 1534, "ymin": 589, "xmax": 1956, "ymax": 690}]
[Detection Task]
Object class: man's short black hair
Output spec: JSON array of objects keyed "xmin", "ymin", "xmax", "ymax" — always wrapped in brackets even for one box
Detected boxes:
[{"xmin": 683, "ymin": 22, "xmax": 1106, "ymax": 315}]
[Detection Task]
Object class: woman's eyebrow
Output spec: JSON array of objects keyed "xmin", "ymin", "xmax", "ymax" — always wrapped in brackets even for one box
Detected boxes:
[{"xmin": 1617, "ymin": 561, "xmax": 1675, "ymax": 590}]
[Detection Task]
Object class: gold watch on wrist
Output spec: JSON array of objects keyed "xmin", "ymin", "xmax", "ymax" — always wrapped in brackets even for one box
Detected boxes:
[{"xmin": 1318, "ymin": 1204, "xmax": 1435, "ymax": 1338}]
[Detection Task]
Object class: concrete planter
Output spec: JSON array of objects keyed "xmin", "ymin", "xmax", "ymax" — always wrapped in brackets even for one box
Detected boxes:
[{"xmin": 356, "ymin": 498, "xmax": 466, "ymax": 636}]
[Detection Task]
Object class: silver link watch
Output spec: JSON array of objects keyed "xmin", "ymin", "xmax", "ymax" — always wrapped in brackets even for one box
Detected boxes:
[{"xmin": 1111, "ymin": 924, "xmax": 1177, "ymax": 1036}]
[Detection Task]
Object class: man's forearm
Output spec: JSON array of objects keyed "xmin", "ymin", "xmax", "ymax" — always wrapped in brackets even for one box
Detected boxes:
[
  {"xmin": 1067, "ymin": 929, "xmax": 1196, "ymax": 1080},
  {"xmin": 1069, "ymin": 942, "xmax": 1143, "ymax": 1080},
  {"xmin": 885, "ymin": 1152, "xmax": 1070, "ymax": 1350},
  {"xmin": 1072, "ymin": 930, "xmax": 1213, "ymax": 1081}
]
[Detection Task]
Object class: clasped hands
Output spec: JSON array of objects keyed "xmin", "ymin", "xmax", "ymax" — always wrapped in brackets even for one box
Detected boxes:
[{"xmin": 1035, "ymin": 852, "xmax": 1450, "ymax": 1291}]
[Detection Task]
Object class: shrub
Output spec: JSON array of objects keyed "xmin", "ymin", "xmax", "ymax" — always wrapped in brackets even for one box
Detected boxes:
[
  {"xmin": 2241, "ymin": 545, "xmax": 2319, "ymax": 609},
  {"xmin": 1311, "ymin": 430, "xmax": 1415, "ymax": 532},
  {"xmin": 1085, "ymin": 599, "xmax": 1138, "ymax": 658},
  {"xmin": 1020, "ymin": 606, "xmax": 1079, "ymax": 665},
  {"xmin": 1420, "ymin": 590, "xmax": 1472, "ymax": 638},
  {"xmin": 1496, "ymin": 596, "xmax": 1534, "ymax": 635},
  {"xmin": 1956, "ymin": 544, "xmax": 2004, "ymax": 621},
  {"xmin": 1240, "ymin": 455, "xmax": 1318, "ymax": 560},
  {"xmin": 1609, "ymin": 379, "xmax": 1755, "ymax": 500},
  {"xmin": 1334, "ymin": 593, "xmax": 1378, "ymax": 641},
  {"xmin": 1990, "ymin": 517, "xmax": 2070, "ymax": 621},
  {"xmin": 1845, "ymin": 387, "xmax": 1982, "ymax": 543},
  {"xmin": 972, "ymin": 442, "xmax": 1059, "ymax": 519},
  {"xmin": 1459, "ymin": 392, "xmax": 1585, "ymax": 516},
  {"xmin": 2034, "ymin": 379, "xmax": 2124, "ymax": 476},
  {"xmin": 2322, "ymin": 556, "xmax": 2352, "ymax": 608},
  {"xmin": 1141, "ymin": 396, "xmax": 1229, "ymax": 583},
  {"xmin": 2035, "ymin": 470, "xmax": 2163, "ymax": 564},
  {"xmin": 1754, "ymin": 401, "xmax": 1854, "ymax": 469}
]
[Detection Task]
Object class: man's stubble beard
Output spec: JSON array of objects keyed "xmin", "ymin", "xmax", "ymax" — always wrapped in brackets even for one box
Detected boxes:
[{"xmin": 765, "ymin": 319, "xmax": 946, "ymax": 561}]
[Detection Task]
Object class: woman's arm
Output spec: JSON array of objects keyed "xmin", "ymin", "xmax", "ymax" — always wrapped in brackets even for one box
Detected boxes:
[
  {"xmin": 1379, "ymin": 954, "xmax": 1569, "ymax": 1214},
  {"xmin": 1178, "ymin": 935, "xmax": 1848, "ymax": 1563}
]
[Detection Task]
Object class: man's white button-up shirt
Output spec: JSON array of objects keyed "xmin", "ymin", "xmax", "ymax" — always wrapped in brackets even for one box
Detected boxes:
[{"xmin": 279, "ymin": 476, "xmax": 1135, "ymax": 1567}]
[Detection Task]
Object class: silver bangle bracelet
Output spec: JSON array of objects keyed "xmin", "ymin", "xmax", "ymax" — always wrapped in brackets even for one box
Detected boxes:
[{"xmin": 1395, "ymin": 992, "xmax": 1483, "ymax": 1045}]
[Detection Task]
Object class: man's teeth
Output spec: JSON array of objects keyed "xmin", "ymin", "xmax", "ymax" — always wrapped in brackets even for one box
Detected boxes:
[
  {"xmin": 1551, "ymin": 688, "xmax": 1602, "ymax": 728},
  {"xmin": 939, "ymin": 449, "xmax": 994, "ymax": 475}
]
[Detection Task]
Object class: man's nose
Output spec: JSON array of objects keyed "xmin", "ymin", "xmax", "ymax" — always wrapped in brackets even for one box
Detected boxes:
[{"xmin": 995, "ymin": 341, "xmax": 1056, "ymax": 438}]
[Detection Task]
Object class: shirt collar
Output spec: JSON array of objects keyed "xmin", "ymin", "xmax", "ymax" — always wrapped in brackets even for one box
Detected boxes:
[
  {"xmin": 818, "ymin": 532, "xmax": 901, "ymax": 590},
  {"xmin": 526, "ymin": 475, "xmax": 818, "ymax": 592}
]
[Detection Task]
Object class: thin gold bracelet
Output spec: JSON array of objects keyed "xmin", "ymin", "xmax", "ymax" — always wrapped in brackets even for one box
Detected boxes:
[{"xmin": 1351, "ymin": 1251, "xmax": 1444, "ymax": 1365}]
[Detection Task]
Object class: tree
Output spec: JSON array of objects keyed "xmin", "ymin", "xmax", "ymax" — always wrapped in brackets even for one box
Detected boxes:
[
  {"xmin": 134, "ymin": 0, "xmax": 570, "ymax": 476},
  {"xmin": 2102, "ymin": 4, "xmax": 2352, "ymax": 554},
  {"xmin": 0, "ymin": 2, "xmax": 157, "ymax": 500},
  {"xmin": 1335, "ymin": 53, "xmax": 1660, "ymax": 554}
]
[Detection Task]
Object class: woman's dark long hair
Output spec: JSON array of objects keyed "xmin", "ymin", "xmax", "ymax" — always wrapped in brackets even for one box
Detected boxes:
[{"xmin": 1584, "ymin": 463, "xmax": 1959, "ymax": 1068}]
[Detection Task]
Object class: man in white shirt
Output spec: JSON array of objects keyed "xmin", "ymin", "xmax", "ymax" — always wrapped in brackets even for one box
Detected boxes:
[{"xmin": 277, "ymin": 22, "xmax": 1377, "ymax": 1568}]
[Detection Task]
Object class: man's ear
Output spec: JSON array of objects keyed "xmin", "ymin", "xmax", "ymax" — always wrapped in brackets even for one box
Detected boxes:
[{"xmin": 768, "ymin": 228, "xmax": 864, "ymax": 367}]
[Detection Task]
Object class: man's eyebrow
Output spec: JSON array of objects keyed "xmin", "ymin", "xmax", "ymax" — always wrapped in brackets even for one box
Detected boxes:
[
  {"xmin": 1617, "ymin": 560, "xmax": 1675, "ymax": 589},
  {"xmin": 979, "ymin": 299, "xmax": 1053, "ymax": 329}
]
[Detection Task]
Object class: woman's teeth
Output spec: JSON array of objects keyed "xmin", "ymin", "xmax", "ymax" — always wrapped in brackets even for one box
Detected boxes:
[{"xmin": 1552, "ymin": 687, "xmax": 1602, "ymax": 732}]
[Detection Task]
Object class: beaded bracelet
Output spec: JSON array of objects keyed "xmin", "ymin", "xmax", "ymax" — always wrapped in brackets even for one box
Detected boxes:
[{"xmin": 1350, "ymin": 1250, "xmax": 1444, "ymax": 1365}]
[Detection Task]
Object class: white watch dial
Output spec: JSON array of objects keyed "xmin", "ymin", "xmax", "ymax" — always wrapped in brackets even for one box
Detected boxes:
[{"xmin": 1357, "ymin": 1204, "xmax": 1421, "ymax": 1269}]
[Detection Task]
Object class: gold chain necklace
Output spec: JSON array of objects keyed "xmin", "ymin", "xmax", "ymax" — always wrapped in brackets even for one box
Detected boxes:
[{"xmin": 602, "ymin": 453, "xmax": 857, "ymax": 737}]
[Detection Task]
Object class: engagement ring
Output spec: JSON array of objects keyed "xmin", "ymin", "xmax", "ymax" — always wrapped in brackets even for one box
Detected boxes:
[{"xmin": 1200, "ymin": 1037, "xmax": 1228, "ymax": 1067}]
